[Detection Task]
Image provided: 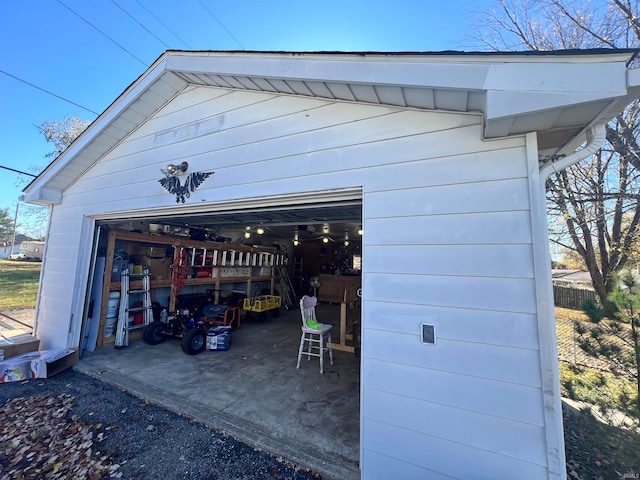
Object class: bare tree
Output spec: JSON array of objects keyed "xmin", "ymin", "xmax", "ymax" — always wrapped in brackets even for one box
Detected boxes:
[
  {"xmin": 471, "ymin": 0, "xmax": 640, "ymax": 306},
  {"xmin": 37, "ymin": 116, "xmax": 90, "ymax": 158}
]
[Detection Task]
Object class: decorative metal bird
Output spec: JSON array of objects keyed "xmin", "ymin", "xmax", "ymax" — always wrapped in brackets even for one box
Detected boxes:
[{"xmin": 158, "ymin": 170, "xmax": 214, "ymax": 203}]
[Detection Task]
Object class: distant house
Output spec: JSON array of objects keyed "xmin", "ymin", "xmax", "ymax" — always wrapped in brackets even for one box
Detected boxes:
[
  {"xmin": 0, "ymin": 234, "xmax": 37, "ymax": 259},
  {"xmin": 0, "ymin": 243, "xmax": 11, "ymax": 259},
  {"xmin": 551, "ymin": 269, "xmax": 593, "ymax": 288}
]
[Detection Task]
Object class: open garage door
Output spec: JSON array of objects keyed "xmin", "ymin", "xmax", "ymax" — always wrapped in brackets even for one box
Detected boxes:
[{"xmin": 79, "ymin": 188, "xmax": 363, "ymax": 478}]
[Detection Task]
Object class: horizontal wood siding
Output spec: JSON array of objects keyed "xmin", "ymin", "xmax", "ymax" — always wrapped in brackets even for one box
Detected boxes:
[
  {"xmin": 35, "ymin": 208, "xmax": 81, "ymax": 348},
  {"xmin": 39, "ymin": 87, "xmax": 549, "ymax": 478},
  {"xmin": 363, "ymin": 420, "xmax": 548, "ymax": 479},
  {"xmin": 364, "ymin": 358, "xmax": 544, "ymax": 425},
  {"xmin": 358, "ymin": 110, "xmax": 546, "ymax": 475}
]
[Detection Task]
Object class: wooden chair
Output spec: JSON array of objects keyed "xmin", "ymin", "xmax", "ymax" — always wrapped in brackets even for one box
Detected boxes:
[{"xmin": 296, "ymin": 295, "xmax": 333, "ymax": 373}]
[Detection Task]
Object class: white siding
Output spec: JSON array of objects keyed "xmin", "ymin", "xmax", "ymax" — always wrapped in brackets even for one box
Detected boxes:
[
  {"xmin": 359, "ymin": 113, "xmax": 546, "ymax": 476},
  {"xmin": 38, "ymin": 86, "xmax": 552, "ymax": 478}
]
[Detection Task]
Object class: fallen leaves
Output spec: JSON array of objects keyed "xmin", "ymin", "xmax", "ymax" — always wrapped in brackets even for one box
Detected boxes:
[{"xmin": 0, "ymin": 394, "xmax": 120, "ymax": 479}]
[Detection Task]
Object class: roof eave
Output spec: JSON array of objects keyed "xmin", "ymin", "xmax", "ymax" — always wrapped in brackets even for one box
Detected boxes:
[{"xmin": 22, "ymin": 50, "xmax": 640, "ymax": 205}]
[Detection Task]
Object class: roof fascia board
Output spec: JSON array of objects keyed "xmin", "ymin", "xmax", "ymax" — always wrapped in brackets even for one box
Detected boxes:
[
  {"xmin": 164, "ymin": 53, "xmax": 494, "ymax": 91},
  {"xmin": 165, "ymin": 50, "xmax": 635, "ymax": 92},
  {"xmin": 485, "ymin": 90, "xmax": 627, "ymax": 122},
  {"xmin": 23, "ymin": 55, "xmax": 172, "ymax": 198},
  {"xmin": 22, "ymin": 186, "xmax": 62, "ymax": 205}
]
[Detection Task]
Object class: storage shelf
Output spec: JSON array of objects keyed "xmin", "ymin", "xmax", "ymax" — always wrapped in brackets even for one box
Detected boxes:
[{"xmin": 97, "ymin": 229, "xmax": 282, "ymax": 349}]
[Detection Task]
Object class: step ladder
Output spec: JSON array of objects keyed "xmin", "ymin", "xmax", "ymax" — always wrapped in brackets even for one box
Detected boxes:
[
  {"xmin": 276, "ymin": 264, "xmax": 295, "ymax": 310},
  {"xmin": 292, "ymin": 256, "xmax": 303, "ymax": 282},
  {"xmin": 115, "ymin": 267, "xmax": 153, "ymax": 348}
]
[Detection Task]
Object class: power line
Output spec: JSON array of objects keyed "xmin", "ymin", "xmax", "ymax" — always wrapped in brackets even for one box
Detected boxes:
[
  {"xmin": 109, "ymin": 0, "xmax": 170, "ymax": 49},
  {"xmin": 133, "ymin": 0, "xmax": 192, "ymax": 49},
  {"xmin": 196, "ymin": 0, "xmax": 245, "ymax": 50},
  {"xmin": 0, "ymin": 165, "xmax": 37, "ymax": 177},
  {"xmin": 56, "ymin": 0, "xmax": 147, "ymax": 67},
  {"xmin": 0, "ymin": 69, "xmax": 99, "ymax": 115}
]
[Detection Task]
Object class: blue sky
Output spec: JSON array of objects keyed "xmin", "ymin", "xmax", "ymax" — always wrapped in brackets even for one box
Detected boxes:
[{"xmin": 0, "ymin": 0, "xmax": 492, "ymax": 229}]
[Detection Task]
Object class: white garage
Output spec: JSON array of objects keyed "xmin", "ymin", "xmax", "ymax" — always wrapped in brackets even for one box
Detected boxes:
[{"xmin": 22, "ymin": 49, "xmax": 640, "ymax": 479}]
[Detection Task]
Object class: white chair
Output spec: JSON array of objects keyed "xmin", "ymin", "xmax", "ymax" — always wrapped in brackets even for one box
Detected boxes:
[{"xmin": 297, "ymin": 295, "xmax": 333, "ymax": 373}]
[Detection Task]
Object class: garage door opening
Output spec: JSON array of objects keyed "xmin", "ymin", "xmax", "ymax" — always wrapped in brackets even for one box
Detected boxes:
[{"xmin": 78, "ymin": 197, "xmax": 363, "ymax": 477}]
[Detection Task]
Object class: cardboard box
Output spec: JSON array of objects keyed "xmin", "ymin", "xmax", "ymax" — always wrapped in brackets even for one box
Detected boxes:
[
  {"xmin": 0, "ymin": 329, "xmax": 40, "ymax": 361},
  {"xmin": 0, "ymin": 349, "xmax": 78, "ymax": 383},
  {"xmin": 134, "ymin": 246, "xmax": 168, "ymax": 258},
  {"xmin": 143, "ymin": 256, "xmax": 172, "ymax": 280},
  {"xmin": 206, "ymin": 326, "xmax": 231, "ymax": 351}
]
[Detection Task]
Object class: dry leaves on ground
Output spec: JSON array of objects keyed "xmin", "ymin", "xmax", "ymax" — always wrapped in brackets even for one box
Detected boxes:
[{"xmin": 0, "ymin": 394, "xmax": 120, "ymax": 479}]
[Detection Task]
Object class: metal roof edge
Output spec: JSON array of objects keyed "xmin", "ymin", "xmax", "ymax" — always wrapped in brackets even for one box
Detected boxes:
[{"xmin": 163, "ymin": 48, "xmax": 639, "ymax": 57}]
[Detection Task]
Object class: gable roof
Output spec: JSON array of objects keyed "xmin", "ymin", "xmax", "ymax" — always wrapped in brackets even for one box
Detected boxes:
[{"xmin": 23, "ymin": 49, "xmax": 640, "ymax": 205}]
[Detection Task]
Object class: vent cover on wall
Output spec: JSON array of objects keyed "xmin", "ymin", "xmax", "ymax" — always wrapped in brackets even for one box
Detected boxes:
[
  {"xmin": 421, "ymin": 323, "xmax": 436, "ymax": 345},
  {"xmin": 154, "ymin": 114, "xmax": 225, "ymax": 147}
]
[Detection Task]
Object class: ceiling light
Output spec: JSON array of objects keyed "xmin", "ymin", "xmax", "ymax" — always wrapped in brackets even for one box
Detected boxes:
[
  {"xmin": 322, "ymin": 237, "xmax": 329, "ymax": 244},
  {"xmin": 256, "ymin": 227, "xmax": 265, "ymax": 235},
  {"xmin": 357, "ymin": 227, "xmax": 363, "ymax": 236},
  {"xmin": 344, "ymin": 232, "xmax": 349, "ymax": 246},
  {"xmin": 322, "ymin": 223, "xmax": 330, "ymax": 234},
  {"xmin": 244, "ymin": 226, "xmax": 251, "ymax": 239},
  {"xmin": 293, "ymin": 231, "xmax": 299, "ymax": 246}
]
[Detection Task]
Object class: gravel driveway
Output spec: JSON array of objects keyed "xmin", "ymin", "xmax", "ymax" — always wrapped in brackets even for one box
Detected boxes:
[{"xmin": 0, "ymin": 369, "xmax": 320, "ymax": 479}]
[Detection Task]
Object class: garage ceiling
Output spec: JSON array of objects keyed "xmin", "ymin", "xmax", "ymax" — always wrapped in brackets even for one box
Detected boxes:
[{"xmin": 98, "ymin": 201, "xmax": 363, "ymax": 244}]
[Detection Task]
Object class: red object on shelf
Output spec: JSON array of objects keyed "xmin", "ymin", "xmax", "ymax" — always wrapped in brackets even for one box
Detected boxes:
[{"xmin": 196, "ymin": 267, "xmax": 211, "ymax": 278}]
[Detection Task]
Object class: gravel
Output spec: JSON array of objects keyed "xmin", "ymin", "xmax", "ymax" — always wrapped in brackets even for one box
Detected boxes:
[{"xmin": 0, "ymin": 369, "xmax": 320, "ymax": 480}]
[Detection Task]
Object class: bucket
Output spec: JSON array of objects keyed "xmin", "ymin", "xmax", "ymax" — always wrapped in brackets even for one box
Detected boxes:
[
  {"xmin": 107, "ymin": 292, "xmax": 120, "ymax": 318},
  {"xmin": 104, "ymin": 316, "xmax": 117, "ymax": 337}
]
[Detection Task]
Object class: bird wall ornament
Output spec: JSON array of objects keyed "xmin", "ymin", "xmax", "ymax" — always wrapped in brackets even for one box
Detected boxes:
[{"xmin": 158, "ymin": 162, "xmax": 214, "ymax": 203}]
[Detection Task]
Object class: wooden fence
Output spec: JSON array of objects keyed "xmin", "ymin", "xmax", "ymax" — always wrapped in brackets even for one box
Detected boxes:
[{"xmin": 553, "ymin": 285, "xmax": 596, "ymax": 310}]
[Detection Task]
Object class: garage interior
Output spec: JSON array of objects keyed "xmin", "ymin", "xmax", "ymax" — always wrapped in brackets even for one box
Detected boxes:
[{"xmin": 78, "ymin": 200, "xmax": 363, "ymax": 480}]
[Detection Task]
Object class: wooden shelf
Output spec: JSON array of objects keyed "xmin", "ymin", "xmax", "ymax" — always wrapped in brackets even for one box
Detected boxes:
[{"xmin": 96, "ymin": 229, "xmax": 282, "ymax": 349}]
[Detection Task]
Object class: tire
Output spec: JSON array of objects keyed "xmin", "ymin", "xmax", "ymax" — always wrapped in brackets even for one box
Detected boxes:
[
  {"xmin": 181, "ymin": 328, "xmax": 206, "ymax": 355},
  {"xmin": 143, "ymin": 321, "xmax": 166, "ymax": 345}
]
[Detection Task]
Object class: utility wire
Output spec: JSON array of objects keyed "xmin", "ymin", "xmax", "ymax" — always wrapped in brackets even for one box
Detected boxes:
[
  {"xmin": 0, "ymin": 165, "xmax": 37, "ymax": 177},
  {"xmin": 133, "ymin": 0, "xmax": 192, "ymax": 49},
  {"xmin": 196, "ymin": 0, "xmax": 245, "ymax": 50},
  {"xmin": 109, "ymin": 0, "xmax": 170, "ymax": 49},
  {"xmin": 56, "ymin": 0, "xmax": 147, "ymax": 67},
  {"xmin": 0, "ymin": 69, "xmax": 99, "ymax": 115}
]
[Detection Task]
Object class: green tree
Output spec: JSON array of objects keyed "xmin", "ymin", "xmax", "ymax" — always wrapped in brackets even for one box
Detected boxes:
[
  {"xmin": 471, "ymin": 0, "xmax": 640, "ymax": 307},
  {"xmin": 0, "ymin": 208, "xmax": 14, "ymax": 243}
]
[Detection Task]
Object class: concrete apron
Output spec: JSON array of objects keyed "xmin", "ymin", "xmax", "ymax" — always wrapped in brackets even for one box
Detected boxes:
[{"xmin": 75, "ymin": 303, "xmax": 361, "ymax": 480}]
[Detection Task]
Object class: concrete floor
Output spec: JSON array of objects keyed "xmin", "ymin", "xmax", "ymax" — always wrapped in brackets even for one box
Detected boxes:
[{"xmin": 75, "ymin": 303, "xmax": 361, "ymax": 480}]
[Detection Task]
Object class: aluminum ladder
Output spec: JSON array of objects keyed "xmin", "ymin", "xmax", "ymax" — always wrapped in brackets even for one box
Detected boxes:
[
  {"xmin": 276, "ymin": 264, "xmax": 295, "ymax": 310},
  {"xmin": 115, "ymin": 266, "xmax": 153, "ymax": 348}
]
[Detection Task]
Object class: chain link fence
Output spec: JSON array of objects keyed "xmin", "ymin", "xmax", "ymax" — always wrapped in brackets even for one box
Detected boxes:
[{"xmin": 556, "ymin": 317, "xmax": 634, "ymax": 373}]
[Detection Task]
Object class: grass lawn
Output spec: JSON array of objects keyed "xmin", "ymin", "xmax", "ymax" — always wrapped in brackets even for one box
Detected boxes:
[{"xmin": 0, "ymin": 258, "xmax": 41, "ymax": 310}]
